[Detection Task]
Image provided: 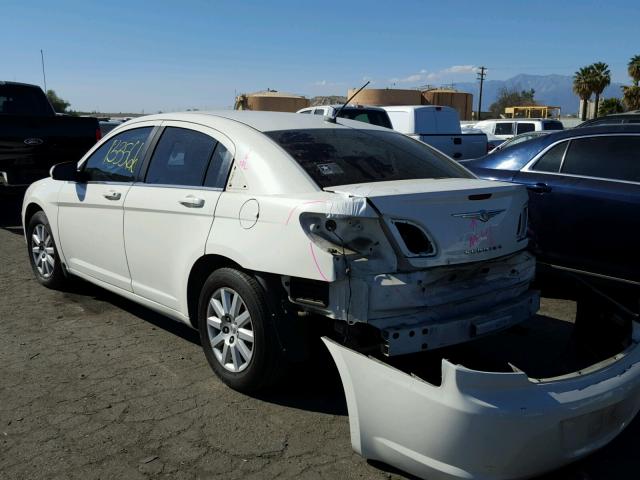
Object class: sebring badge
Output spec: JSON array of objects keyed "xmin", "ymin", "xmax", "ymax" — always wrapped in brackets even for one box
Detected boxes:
[
  {"xmin": 24, "ymin": 138, "xmax": 44, "ymax": 146},
  {"xmin": 452, "ymin": 209, "xmax": 505, "ymax": 222}
]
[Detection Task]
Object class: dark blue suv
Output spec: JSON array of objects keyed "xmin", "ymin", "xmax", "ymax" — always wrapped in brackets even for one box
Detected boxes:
[{"xmin": 462, "ymin": 125, "xmax": 640, "ymax": 288}]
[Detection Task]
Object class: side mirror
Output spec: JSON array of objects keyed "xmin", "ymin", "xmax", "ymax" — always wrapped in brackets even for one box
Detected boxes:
[{"xmin": 50, "ymin": 162, "xmax": 83, "ymax": 182}]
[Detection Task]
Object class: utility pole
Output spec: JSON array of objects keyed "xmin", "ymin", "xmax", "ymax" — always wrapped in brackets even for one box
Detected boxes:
[
  {"xmin": 40, "ymin": 49, "xmax": 47, "ymax": 93},
  {"xmin": 476, "ymin": 66, "xmax": 487, "ymax": 120}
]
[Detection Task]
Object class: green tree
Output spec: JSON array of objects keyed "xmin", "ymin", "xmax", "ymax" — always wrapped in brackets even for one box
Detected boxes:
[
  {"xmin": 622, "ymin": 85, "xmax": 640, "ymax": 111},
  {"xmin": 46, "ymin": 89, "xmax": 71, "ymax": 113},
  {"xmin": 573, "ymin": 66, "xmax": 593, "ymax": 121},
  {"xmin": 598, "ymin": 98, "xmax": 624, "ymax": 116},
  {"xmin": 488, "ymin": 87, "xmax": 536, "ymax": 118},
  {"xmin": 588, "ymin": 62, "xmax": 611, "ymax": 119},
  {"xmin": 628, "ymin": 54, "xmax": 640, "ymax": 86}
]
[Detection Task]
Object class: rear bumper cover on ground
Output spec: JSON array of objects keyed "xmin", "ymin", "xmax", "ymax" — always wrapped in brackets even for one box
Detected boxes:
[{"xmin": 322, "ymin": 323, "xmax": 640, "ymax": 480}]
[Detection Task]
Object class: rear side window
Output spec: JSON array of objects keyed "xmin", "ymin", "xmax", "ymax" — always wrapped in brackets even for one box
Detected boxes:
[
  {"xmin": 264, "ymin": 128, "xmax": 473, "ymax": 188},
  {"xmin": 146, "ymin": 127, "xmax": 216, "ymax": 187},
  {"xmin": 338, "ymin": 109, "xmax": 393, "ymax": 129},
  {"xmin": 494, "ymin": 123, "xmax": 514, "ymax": 135},
  {"xmin": 0, "ymin": 84, "xmax": 53, "ymax": 116},
  {"xmin": 543, "ymin": 121, "xmax": 564, "ymax": 131},
  {"xmin": 561, "ymin": 136, "xmax": 640, "ymax": 182},
  {"xmin": 532, "ymin": 141, "xmax": 567, "ymax": 172},
  {"xmin": 516, "ymin": 123, "xmax": 535, "ymax": 134},
  {"xmin": 83, "ymin": 127, "xmax": 152, "ymax": 182},
  {"xmin": 204, "ymin": 143, "xmax": 234, "ymax": 188}
]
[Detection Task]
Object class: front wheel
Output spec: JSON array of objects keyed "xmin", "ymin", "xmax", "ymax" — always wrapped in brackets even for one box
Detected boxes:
[
  {"xmin": 198, "ymin": 268, "xmax": 285, "ymax": 393},
  {"xmin": 27, "ymin": 211, "xmax": 66, "ymax": 289}
]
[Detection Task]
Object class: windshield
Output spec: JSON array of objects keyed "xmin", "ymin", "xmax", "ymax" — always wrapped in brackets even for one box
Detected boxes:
[
  {"xmin": 337, "ymin": 109, "xmax": 393, "ymax": 129},
  {"xmin": 265, "ymin": 128, "xmax": 473, "ymax": 188}
]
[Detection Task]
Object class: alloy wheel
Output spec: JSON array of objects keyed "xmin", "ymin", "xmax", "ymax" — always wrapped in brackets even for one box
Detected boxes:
[
  {"xmin": 206, "ymin": 287, "xmax": 255, "ymax": 373},
  {"xmin": 31, "ymin": 224, "xmax": 55, "ymax": 278}
]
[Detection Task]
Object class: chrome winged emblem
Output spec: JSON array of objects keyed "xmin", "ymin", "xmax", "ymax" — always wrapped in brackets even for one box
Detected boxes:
[{"xmin": 451, "ymin": 209, "xmax": 505, "ymax": 222}]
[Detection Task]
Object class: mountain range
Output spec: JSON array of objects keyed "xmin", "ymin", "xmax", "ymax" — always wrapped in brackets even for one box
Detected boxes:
[{"xmin": 453, "ymin": 74, "xmax": 625, "ymax": 115}]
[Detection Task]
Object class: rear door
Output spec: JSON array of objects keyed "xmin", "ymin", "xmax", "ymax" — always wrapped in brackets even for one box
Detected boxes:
[
  {"xmin": 57, "ymin": 125, "xmax": 155, "ymax": 290},
  {"xmin": 555, "ymin": 134, "xmax": 640, "ymax": 282},
  {"xmin": 123, "ymin": 122, "xmax": 234, "ymax": 312},
  {"xmin": 513, "ymin": 139, "xmax": 581, "ymax": 264}
]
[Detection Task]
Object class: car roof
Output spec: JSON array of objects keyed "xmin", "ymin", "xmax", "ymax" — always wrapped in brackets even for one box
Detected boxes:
[
  {"xmin": 465, "ymin": 124, "xmax": 640, "ymax": 170},
  {"xmin": 127, "ymin": 110, "xmax": 391, "ymax": 133}
]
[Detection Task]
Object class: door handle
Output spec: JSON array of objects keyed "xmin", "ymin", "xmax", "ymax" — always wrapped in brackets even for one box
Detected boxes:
[
  {"xmin": 526, "ymin": 182, "xmax": 552, "ymax": 194},
  {"xmin": 103, "ymin": 190, "xmax": 122, "ymax": 200},
  {"xmin": 179, "ymin": 195, "xmax": 205, "ymax": 208}
]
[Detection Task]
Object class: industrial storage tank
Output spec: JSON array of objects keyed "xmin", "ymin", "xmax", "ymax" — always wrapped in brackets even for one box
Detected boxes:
[
  {"xmin": 234, "ymin": 90, "xmax": 310, "ymax": 112},
  {"xmin": 347, "ymin": 88, "xmax": 422, "ymax": 106},
  {"xmin": 421, "ymin": 89, "xmax": 473, "ymax": 121}
]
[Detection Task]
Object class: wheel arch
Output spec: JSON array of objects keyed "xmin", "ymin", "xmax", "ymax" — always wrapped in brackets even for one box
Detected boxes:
[
  {"xmin": 186, "ymin": 254, "xmax": 244, "ymax": 329},
  {"xmin": 24, "ymin": 202, "xmax": 44, "ymax": 229}
]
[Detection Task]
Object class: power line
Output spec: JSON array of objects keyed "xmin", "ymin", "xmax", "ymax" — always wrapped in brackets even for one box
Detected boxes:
[{"xmin": 476, "ymin": 66, "xmax": 487, "ymax": 120}]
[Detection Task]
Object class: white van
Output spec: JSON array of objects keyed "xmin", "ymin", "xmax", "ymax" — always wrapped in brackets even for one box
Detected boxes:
[
  {"xmin": 473, "ymin": 118, "xmax": 563, "ymax": 140},
  {"xmin": 381, "ymin": 105, "xmax": 487, "ymax": 160}
]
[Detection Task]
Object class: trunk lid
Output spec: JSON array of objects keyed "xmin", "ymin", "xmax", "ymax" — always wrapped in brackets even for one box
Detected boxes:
[{"xmin": 325, "ymin": 178, "xmax": 529, "ymax": 268}]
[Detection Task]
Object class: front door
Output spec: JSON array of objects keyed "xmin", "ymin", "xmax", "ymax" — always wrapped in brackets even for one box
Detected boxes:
[{"xmin": 57, "ymin": 126, "xmax": 155, "ymax": 291}]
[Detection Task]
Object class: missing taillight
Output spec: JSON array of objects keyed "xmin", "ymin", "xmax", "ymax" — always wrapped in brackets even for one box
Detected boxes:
[{"xmin": 393, "ymin": 221, "xmax": 435, "ymax": 256}]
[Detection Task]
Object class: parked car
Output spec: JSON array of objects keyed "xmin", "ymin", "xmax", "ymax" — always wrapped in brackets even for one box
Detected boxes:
[
  {"xmin": 382, "ymin": 105, "xmax": 487, "ymax": 160},
  {"xmin": 0, "ymin": 81, "xmax": 100, "ymax": 188},
  {"xmin": 23, "ymin": 110, "xmax": 538, "ymax": 392},
  {"xmin": 576, "ymin": 111, "xmax": 640, "ymax": 128},
  {"xmin": 462, "ymin": 124, "xmax": 640, "ymax": 288},
  {"xmin": 297, "ymin": 104, "xmax": 392, "ymax": 128},
  {"xmin": 488, "ymin": 130, "xmax": 551, "ymax": 154},
  {"xmin": 473, "ymin": 118, "xmax": 563, "ymax": 141}
]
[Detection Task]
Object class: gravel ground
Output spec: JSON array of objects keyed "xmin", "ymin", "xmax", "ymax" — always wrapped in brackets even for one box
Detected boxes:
[{"xmin": 1, "ymin": 192, "xmax": 638, "ymax": 480}]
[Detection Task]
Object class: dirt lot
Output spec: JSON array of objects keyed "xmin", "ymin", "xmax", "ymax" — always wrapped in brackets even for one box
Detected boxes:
[{"xmin": 1, "ymin": 192, "xmax": 638, "ymax": 480}]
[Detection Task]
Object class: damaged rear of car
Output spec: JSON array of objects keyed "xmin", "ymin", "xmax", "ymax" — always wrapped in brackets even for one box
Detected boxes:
[{"xmin": 265, "ymin": 127, "xmax": 538, "ymax": 357}]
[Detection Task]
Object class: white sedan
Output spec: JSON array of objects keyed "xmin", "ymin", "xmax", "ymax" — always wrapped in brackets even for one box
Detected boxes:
[
  {"xmin": 23, "ymin": 110, "xmax": 535, "ymax": 390},
  {"xmin": 21, "ymin": 111, "xmax": 640, "ymax": 478}
]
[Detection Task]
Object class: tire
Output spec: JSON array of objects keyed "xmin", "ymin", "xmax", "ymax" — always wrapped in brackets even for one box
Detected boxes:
[
  {"xmin": 198, "ymin": 268, "xmax": 285, "ymax": 393},
  {"xmin": 26, "ymin": 211, "xmax": 66, "ymax": 289}
]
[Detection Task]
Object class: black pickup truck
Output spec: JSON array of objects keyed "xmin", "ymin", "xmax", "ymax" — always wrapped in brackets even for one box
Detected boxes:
[{"xmin": 0, "ymin": 81, "xmax": 100, "ymax": 188}]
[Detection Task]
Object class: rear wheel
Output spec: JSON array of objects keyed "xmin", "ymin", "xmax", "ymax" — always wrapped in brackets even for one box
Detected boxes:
[
  {"xmin": 27, "ymin": 211, "xmax": 66, "ymax": 289},
  {"xmin": 198, "ymin": 268, "xmax": 284, "ymax": 393}
]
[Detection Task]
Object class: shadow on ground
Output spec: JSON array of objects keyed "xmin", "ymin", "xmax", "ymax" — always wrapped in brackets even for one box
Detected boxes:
[{"xmin": 0, "ymin": 189, "xmax": 25, "ymax": 234}]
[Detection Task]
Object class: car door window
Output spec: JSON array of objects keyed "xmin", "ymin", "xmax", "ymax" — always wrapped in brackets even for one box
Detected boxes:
[
  {"xmin": 83, "ymin": 127, "xmax": 152, "ymax": 182},
  {"xmin": 531, "ymin": 141, "xmax": 567, "ymax": 173},
  {"xmin": 145, "ymin": 127, "xmax": 217, "ymax": 186},
  {"xmin": 204, "ymin": 143, "xmax": 234, "ymax": 188},
  {"xmin": 313, "ymin": 109, "xmax": 325, "ymax": 115},
  {"xmin": 561, "ymin": 136, "xmax": 640, "ymax": 182},
  {"xmin": 516, "ymin": 123, "xmax": 535, "ymax": 134},
  {"xmin": 494, "ymin": 122, "xmax": 513, "ymax": 135}
]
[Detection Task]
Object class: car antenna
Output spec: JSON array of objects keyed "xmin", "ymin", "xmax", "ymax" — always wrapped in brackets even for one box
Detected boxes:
[{"xmin": 326, "ymin": 80, "xmax": 370, "ymax": 124}]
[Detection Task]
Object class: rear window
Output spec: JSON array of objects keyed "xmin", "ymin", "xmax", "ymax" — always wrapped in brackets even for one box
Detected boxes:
[
  {"xmin": 338, "ymin": 109, "xmax": 393, "ymax": 129},
  {"xmin": 264, "ymin": 128, "xmax": 473, "ymax": 188},
  {"xmin": 543, "ymin": 121, "xmax": 564, "ymax": 131},
  {"xmin": 0, "ymin": 84, "xmax": 53, "ymax": 116}
]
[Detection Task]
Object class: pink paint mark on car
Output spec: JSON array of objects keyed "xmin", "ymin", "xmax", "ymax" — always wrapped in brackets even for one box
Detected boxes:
[
  {"xmin": 309, "ymin": 242, "xmax": 329, "ymax": 282},
  {"xmin": 284, "ymin": 200, "xmax": 328, "ymax": 225}
]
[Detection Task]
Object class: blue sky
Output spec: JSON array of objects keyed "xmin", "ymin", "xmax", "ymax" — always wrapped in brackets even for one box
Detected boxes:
[{"xmin": 2, "ymin": 0, "xmax": 638, "ymax": 112}]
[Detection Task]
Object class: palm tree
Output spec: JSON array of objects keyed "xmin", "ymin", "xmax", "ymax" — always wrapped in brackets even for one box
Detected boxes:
[
  {"xmin": 573, "ymin": 67, "xmax": 593, "ymax": 121},
  {"xmin": 622, "ymin": 85, "xmax": 640, "ymax": 111},
  {"xmin": 628, "ymin": 55, "xmax": 640, "ymax": 86},
  {"xmin": 588, "ymin": 62, "xmax": 611, "ymax": 118}
]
